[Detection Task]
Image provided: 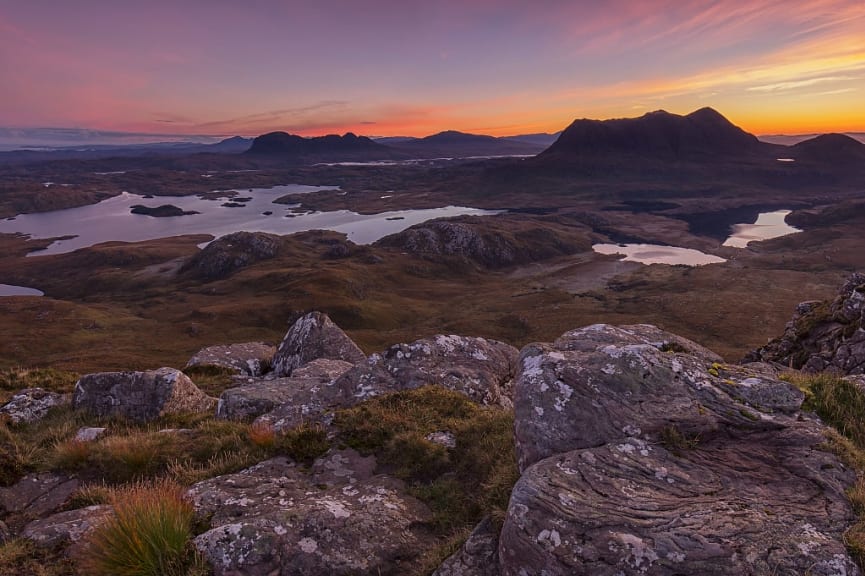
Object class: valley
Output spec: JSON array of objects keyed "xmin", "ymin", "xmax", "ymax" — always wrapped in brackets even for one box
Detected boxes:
[{"xmin": 2, "ymin": 109, "xmax": 865, "ymax": 373}]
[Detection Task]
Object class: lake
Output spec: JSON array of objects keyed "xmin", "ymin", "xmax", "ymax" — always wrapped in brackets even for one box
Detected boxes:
[
  {"xmin": 723, "ymin": 209, "xmax": 802, "ymax": 248},
  {"xmin": 0, "ymin": 185, "xmax": 500, "ymax": 255},
  {"xmin": 593, "ymin": 243, "xmax": 726, "ymax": 266},
  {"xmin": 0, "ymin": 284, "xmax": 44, "ymax": 296}
]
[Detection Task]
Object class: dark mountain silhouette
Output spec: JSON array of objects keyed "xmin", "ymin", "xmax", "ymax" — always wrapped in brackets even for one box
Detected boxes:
[
  {"xmin": 394, "ymin": 130, "xmax": 545, "ymax": 157},
  {"xmin": 503, "ymin": 132, "xmax": 561, "ymax": 148},
  {"xmin": 207, "ymin": 136, "xmax": 252, "ymax": 153},
  {"xmin": 790, "ymin": 133, "xmax": 865, "ymax": 164},
  {"xmin": 539, "ymin": 107, "xmax": 770, "ymax": 161},
  {"xmin": 246, "ymin": 131, "xmax": 394, "ymax": 162}
]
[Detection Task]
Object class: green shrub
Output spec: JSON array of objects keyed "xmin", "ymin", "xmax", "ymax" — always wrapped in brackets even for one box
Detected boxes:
[{"xmin": 77, "ymin": 480, "xmax": 206, "ymax": 576}]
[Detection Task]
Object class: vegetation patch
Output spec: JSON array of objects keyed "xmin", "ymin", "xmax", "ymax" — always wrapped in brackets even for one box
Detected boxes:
[
  {"xmin": 788, "ymin": 372, "xmax": 865, "ymax": 566},
  {"xmin": 335, "ymin": 386, "xmax": 519, "ymax": 533},
  {"xmin": 77, "ymin": 479, "xmax": 208, "ymax": 576}
]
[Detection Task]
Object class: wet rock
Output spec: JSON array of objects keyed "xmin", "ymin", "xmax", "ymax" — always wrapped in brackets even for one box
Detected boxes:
[
  {"xmin": 747, "ymin": 272, "xmax": 865, "ymax": 374},
  {"xmin": 0, "ymin": 472, "xmax": 79, "ymax": 520},
  {"xmin": 186, "ymin": 342, "xmax": 276, "ymax": 376},
  {"xmin": 433, "ymin": 516, "xmax": 500, "ymax": 576},
  {"xmin": 376, "ymin": 335, "xmax": 519, "ymax": 407},
  {"xmin": 0, "ymin": 388, "xmax": 68, "ymax": 424},
  {"xmin": 501, "ymin": 323, "xmax": 860, "ymax": 575},
  {"xmin": 219, "ymin": 359, "xmax": 354, "ymax": 425},
  {"xmin": 182, "ymin": 231, "xmax": 281, "ymax": 280},
  {"xmin": 74, "ymin": 427, "xmax": 106, "ymax": 442},
  {"xmin": 188, "ymin": 450, "xmax": 435, "ymax": 575},
  {"xmin": 73, "ymin": 367, "xmax": 217, "ymax": 423},
  {"xmin": 21, "ymin": 505, "xmax": 112, "ymax": 548},
  {"xmin": 271, "ymin": 312, "xmax": 366, "ymax": 377}
]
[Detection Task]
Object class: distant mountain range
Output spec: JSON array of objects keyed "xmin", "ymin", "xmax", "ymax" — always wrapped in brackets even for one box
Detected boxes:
[{"xmin": 1, "ymin": 110, "xmax": 862, "ymax": 168}]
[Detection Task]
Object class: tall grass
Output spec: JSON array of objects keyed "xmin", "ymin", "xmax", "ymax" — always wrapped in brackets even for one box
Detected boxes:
[{"xmin": 77, "ymin": 480, "xmax": 206, "ymax": 576}]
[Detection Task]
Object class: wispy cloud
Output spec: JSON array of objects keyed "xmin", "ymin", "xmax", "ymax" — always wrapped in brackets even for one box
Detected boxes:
[{"xmin": 747, "ymin": 75, "xmax": 856, "ymax": 92}]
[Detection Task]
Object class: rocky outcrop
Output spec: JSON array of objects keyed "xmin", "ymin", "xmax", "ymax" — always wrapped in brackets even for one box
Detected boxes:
[
  {"xmin": 373, "ymin": 335, "xmax": 518, "ymax": 407},
  {"xmin": 73, "ymin": 367, "xmax": 216, "ymax": 422},
  {"xmin": 271, "ymin": 312, "xmax": 366, "ymax": 377},
  {"xmin": 747, "ymin": 272, "xmax": 865, "ymax": 374},
  {"xmin": 186, "ymin": 342, "xmax": 276, "ymax": 376},
  {"xmin": 374, "ymin": 217, "xmax": 589, "ymax": 269},
  {"xmin": 0, "ymin": 388, "xmax": 68, "ymax": 424},
  {"xmin": 0, "ymin": 472, "xmax": 79, "ymax": 525},
  {"xmin": 182, "ymin": 231, "xmax": 281, "ymax": 280},
  {"xmin": 251, "ymin": 359, "xmax": 355, "ymax": 430},
  {"xmin": 21, "ymin": 505, "xmax": 111, "ymax": 548},
  {"xmin": 433, "ymin": 516, "xmax": 500, "ymax": 576},
  {"xmin": 218, "ymin": 359, "xmax": 354, "ymax": 423},
  {"xmin": 500, "ymin": 323, "xmax": 860, "ymax": 575},
  {"xmin": 188, "ymin": 450, "xmax": 436, "ymax": 575}
]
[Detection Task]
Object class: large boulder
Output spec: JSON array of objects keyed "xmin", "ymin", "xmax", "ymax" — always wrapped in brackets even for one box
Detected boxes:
[
  {"xmin": 21, "ymin": 505, "xmax": 112, "ymax": 548},
  {"xmin": 0, "ymin": 472, "xmax": 79, "ymax": 524},
  {"xmin": 185, "ymin": 342, "xmax": 276, "ymax": 376},
  {"xmin": 271, "ymin": 312, "xmax": 366, "ymax": 377},
  {"xmin": 374, "ymin": 335, "xmax": 519, "ymax": 407},
  {"xmin": 218, "ymin": 359, "xmax": 354, "ymax": 424},
  {"xmin": 73, "ymin": 367, "xmax": 216, "ymax": 422},
  {"xmin": 0, "ymin": 388, "xmax": 68, "ymax": 424},
  {"xmin": 188, "ymin": 450, "xmax": 436, "ymax": 575},
  {"xmin": 499, "ymin": 323, "xmax": 860, "ymax": 575},
  {"xmin": 747, "ymin": 272, "xmax": 865, "ymax": 374}
]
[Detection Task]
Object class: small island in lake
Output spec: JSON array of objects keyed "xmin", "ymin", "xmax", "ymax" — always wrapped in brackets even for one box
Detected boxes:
[{"xmin": 130, "ymin": 204, "xmax": 200, "ymax": 217}]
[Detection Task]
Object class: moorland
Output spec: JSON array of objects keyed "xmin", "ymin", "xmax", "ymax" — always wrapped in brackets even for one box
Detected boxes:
[{"xmin": 2, "ymin": 108, "xmax": 865, "ymax": 372}]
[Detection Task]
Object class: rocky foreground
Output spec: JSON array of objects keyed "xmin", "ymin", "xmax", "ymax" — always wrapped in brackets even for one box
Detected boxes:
[{"xmin": 3, "ymin": 277, "xmax": 865, "ymax": 574}]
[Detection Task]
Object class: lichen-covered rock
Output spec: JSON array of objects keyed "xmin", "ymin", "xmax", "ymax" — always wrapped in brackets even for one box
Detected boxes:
[
  {"xmin": 188, "ymin": 450, "xmax": 435, "ymax": 575},
  {"xmin": 0, "ymin": 472, "xmax": 79, "ymax": 521},
  {"xmin": 375, "ymin": 335, "xmax": 519, "ymax": 407},
  {"xmin": 182, "ymin": 231, "xmax": 281, "ymax": 280},
  {"xmin": 500, "ymin": 426, "xmax": 858, "ymax": 576},
  {"xmin": 501, "ymin": 323, "xmax": 860, "ymax": 575},
  {"xmin": 186, "ymin": 342, "xmax": 276, "ymax": 376},
  {"xmin": 433, "ymin": 516, "xmax": 500, "ymax": 576},
  {"xmin": 74, "ymin": 427, "xmax": 107, "ymax": 442},
  {"xmin": 0, "ymin": 388, "xmax": 68, "ymax": 424},
  {"xmin": 219, "ymin": 359, "xmax": 354, "ymax": 425},
  {"xmin": 271, "ymin": 312, "xmax": 366, "ymax": 377},
  {"xmin": 251, "ymin": 359, "xmax": 355, "ymax": 430},
  {"xmin": 747, "ymin": 272, "xmax": 865, "ymax": 374},
  {"xmin": 513, "ymin": 324, "xmax": 758, "ymax": 470},
  {"xmin": 73, "ymin": 367, "xmax": 216, "ymax": 422},
  {"xmin": 21, "ymin": 505, "xmax": 111, "ymax": 548}
]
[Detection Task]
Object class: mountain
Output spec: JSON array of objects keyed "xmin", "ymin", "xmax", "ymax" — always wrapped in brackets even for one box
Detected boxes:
[
  {"xmin": 394, "ymin": 130, "xmax": 545, "ymax": 158},
  {"xmin": 790, "ymin": 133, "xmax": 865, "ymax": 165},
  {"xmin": 246, "ymin": 131, "xmax": 394, "ymax": 162},
  {"xmin": 206, "ymin": 136, "xmax": 253, "ymax": 153},
  {"xmin": 502, "ymin": 132, "xmax": 561, "ymax": 148},
  {"xmin": 539, "ymin": 107, "xmax": 770, "ymax": 161}
]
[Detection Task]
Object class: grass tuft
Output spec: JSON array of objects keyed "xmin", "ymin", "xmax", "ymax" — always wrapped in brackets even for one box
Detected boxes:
[{"xmin": 77, "ymin": 479, "xmax": 207, "ymax": 576}]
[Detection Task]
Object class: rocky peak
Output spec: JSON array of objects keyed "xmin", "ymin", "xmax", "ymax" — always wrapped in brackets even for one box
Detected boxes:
[
  {"xmin": 747, "ymin": 272, "xmax": 865, "ymax": 373},
  {"xmin": 181, "ymin": 231, "xmax": 282, "ymax": 280}
]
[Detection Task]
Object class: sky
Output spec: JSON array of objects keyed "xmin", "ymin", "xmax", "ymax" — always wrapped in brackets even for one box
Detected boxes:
[{"xmin": 1, "ymin": 0, "xmax": 864, "ymax": 141}]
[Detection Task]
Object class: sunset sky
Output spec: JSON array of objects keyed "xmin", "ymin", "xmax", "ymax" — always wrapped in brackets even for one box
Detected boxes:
[{"xmin": 1, "ymin": 0, "xmax": 863, "ymax": 140}]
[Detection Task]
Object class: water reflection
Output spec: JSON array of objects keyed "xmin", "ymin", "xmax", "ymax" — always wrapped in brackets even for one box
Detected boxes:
[
  {"xmin": 723, "ymin": 210, "xmax": 801, "ymax": 248},
  {"xmin": 593, "ymin": 243, "xmax": 726, "ymax": 266}
]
